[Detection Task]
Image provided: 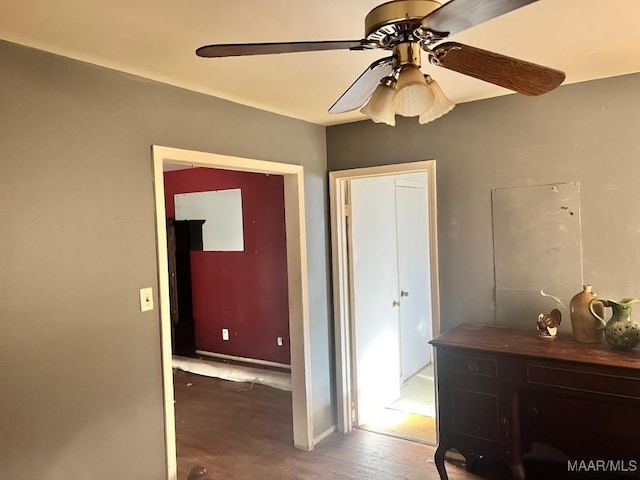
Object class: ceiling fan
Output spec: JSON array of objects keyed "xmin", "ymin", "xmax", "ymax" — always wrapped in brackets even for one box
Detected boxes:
[{"xmin": 196, "ymin": 0, "xmax": 565, "ymax": 125}]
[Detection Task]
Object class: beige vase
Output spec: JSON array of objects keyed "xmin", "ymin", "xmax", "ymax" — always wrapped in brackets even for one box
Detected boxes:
[{"xmin": 570, "ymin": 285, "xmax": 604, "ymax": 343}]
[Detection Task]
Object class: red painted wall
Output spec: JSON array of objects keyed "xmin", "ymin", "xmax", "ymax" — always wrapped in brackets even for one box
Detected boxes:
[{"xmin": 164, "ymin": 167, "xmax": 290, "ymax": 364}]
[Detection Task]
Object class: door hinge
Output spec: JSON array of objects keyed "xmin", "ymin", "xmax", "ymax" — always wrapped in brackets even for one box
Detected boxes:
[
  {"xmin": 351, "ymin": 399, "xmax": 357, "ymax": 424},
  {"xmin": 344, "ymin": 181, "xmax": 351, "ymax": 217}
]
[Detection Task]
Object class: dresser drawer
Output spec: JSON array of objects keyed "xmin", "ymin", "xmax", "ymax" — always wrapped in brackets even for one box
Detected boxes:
[
  {"xmin": 450, "ymin": 354, "xmax": 497, "ymax": 378},
  {"xmin": 527, "ymin": 363, "xmax": 640, "ymax": 400}
]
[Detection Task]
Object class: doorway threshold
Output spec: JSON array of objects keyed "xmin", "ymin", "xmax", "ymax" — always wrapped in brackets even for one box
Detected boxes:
[
  {"xmin": 360, "ymin": 363, "xmax": 437, "ymax": 445},
  {"xmin": 172, "ymin": 355, "xmax": 291, "ymax": 391},
  {"xmin": 393, "ymin": 363, "xmax": 435, "ymax": 417},
  {"xmin": 360, "ymin": 408, "xmax": 436, "ymax": 446}
]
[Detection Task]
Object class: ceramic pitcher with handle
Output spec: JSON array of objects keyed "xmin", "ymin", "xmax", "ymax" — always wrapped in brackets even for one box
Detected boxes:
[{"xmin": 588, "ymin": 297, "xmax": 640, "ymax": 349}]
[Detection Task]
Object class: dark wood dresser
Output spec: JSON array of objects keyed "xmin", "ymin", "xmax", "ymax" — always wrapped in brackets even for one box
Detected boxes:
[
  {"xmin": 166, "ymin": 219, "xmax": 205, "ymax": 357},
  {"xmin": 430, "ymin": 324, "xmax": 640, "ymax": 479}
]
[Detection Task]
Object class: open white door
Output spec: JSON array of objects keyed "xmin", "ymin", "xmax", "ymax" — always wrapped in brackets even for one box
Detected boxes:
[
  {"xmin": 396, "ymin": 180, "xmax": 433, "ymax": 381},
  {"xmin": 329, "ymin": 161, "xmax": 440, "ymax": 434},
  {"xmin": 349, "ymin": 176, "xmax": 401, "ymax": 425}
]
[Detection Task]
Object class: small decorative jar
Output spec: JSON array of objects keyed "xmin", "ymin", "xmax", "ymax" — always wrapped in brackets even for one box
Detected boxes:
[{"xmin": 570, "ymin": 285, "xmax": 604, "ymax": 343}]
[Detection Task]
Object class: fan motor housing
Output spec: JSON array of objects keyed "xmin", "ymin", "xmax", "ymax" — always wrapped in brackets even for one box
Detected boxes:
[{"xmin": 365, "ymin": 0, "xmax": 442, "ymax": 47}]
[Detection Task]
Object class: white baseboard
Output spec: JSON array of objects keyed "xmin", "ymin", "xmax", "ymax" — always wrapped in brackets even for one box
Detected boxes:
[
  {"xmin": 313, "ymin": 425, "xmax": 336, "ymax": 447},
  {"xmin": 196, "ymin": 349, "xmax": 291, "ymax": 370}
]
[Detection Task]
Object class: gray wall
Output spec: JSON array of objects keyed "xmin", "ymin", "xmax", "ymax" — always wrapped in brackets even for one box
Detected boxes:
[
  {"xmin": 0, "ymin": 40, "xmax": 332, "ymax": 479},
  {"xmin": 327, "ymin": 73, "xmax": 640, "ymax": 331}
]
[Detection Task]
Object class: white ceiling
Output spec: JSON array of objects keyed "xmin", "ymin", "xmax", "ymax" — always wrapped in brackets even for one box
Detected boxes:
[{"xmin": 1, "ymin": 0, "xmax": 639, "ymax": 126}]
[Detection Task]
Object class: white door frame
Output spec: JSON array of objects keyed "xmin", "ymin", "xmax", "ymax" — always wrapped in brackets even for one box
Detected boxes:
[
  {"xmin": 329, "ymin": 161, "xmax": 441, "ymax": 433},
  {"xmin": 152, "ymin": 146, "xmax": 313, "ymax": 480}
]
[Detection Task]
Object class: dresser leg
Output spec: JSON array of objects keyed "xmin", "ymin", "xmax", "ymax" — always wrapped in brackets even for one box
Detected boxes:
[
  {"xmin": 434, "ymin": 445, "xmax": 448, "ymax": 480},
  {"xmin": 509, "ymin": 390, "xmax": 526, "ymax": 480},
  {"xmin": 510, "ymin": 461, "xmax": 526, "ymax": 480}
]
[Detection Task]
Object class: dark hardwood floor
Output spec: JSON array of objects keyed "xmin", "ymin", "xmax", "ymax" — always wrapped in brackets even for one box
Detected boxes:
[
  {"xmin": 175, "ymin": 369, "xmax": 640, "ymax": 479},
  {"xmin": 173, "ymin": 369, "xmax": 476, "ymax": 479}
]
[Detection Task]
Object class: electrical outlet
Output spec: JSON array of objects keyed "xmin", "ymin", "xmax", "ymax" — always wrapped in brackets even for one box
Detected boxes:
[
  {"xmin": 277, "ymin": 336, "xmax": 283, "ymax": 346},
  {"xmin": 222, "ymin": 328, "xmax": 229, "ymax": 341},
  {"xmin": 139, "ymin": 287, "xmax": 153, "ymax": 312}
]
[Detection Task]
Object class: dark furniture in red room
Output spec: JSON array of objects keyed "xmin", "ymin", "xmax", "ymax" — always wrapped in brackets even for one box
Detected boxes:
[
  {"xmin": 166, "ymin": 219, "xmax": 205, "ymax": 357},
  {"xmin": 430, "ymin": 324, "xmax": 640, "ymax": 479}
]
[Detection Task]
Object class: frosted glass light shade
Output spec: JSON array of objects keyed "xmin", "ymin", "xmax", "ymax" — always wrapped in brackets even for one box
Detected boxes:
[
  {"xmin": 361, "ymin": 83, "xmax": 396, "ymax": 126},
  {"xmin": 419, "ymin": 76, "xmax": 456, "ymax": 125},
  {"xmin": 394, "ymin": 66, "xmax": 433, "ymax": 117}
]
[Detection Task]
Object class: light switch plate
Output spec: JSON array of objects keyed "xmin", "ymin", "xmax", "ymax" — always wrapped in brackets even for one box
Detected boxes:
[
  {"xmin": 140, "ymin": 287, "xmax": 154, "ymax": 312},
  {"xmin": 222, "ymin": 328, "xmax": 229, "ymax": 341}
]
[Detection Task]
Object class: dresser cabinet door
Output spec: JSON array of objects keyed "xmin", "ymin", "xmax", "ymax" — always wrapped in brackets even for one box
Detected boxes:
[
  {"xmin": 452, "ymin": 386, "xmax": 504, "ymax": 442},
  {"xmin": 437, "ymin": 349, "xmax": 512, "ymax": 459},
  {"xmin": 521, "ymin": 390, "xmax": 640, "ymax": 460}
]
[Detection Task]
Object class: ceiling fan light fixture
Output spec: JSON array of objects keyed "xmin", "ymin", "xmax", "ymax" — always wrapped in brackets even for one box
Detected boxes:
[
  {"xmin": 419, "ymin": 75, "xmax": 456, "ymax": 125},
  {"xmin": 393, "ymin": 65, "xmax": 434, "ymax": 117},
  {"xmin": 196, "ymin": 1, "xmax": 567, "ymax": 125},
  {"xmin": 360, "ymin": 77, "xmax": 396, "ymax": 126}
]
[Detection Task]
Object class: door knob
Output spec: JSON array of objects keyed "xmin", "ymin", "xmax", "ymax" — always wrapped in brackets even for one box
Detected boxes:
[
  {"xmin": 400, "ymin": 290, "xmax": 409, "ymax": 297},
  {"xmin": 392, "ymin": 300, "xmax": 400, "ymax": 307}
]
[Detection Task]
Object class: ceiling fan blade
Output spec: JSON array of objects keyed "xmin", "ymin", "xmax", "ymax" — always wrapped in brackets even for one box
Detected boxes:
[
  {"xmin": 422, "ymin": 0, "xmax": 538, "ymax": 37},
  {"xmin": 432, "ymin": 42, "xmax": 565, "ymax": 96},
  {"xmin": 329, "ymin": 57, "xmax": 394, "ymax": 114},
  {"xmin": 196, "ymin": 40, "xmax": 364, "ymax": 58}
]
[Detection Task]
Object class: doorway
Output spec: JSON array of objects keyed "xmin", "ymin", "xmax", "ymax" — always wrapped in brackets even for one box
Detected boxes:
[
  {"xmin": 152, "ymin": 146, "xmax": 313, "ymax": 480},
  {"xmin": 329, "ymin": 161, "xmax": 440, "ymax": 443}
]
